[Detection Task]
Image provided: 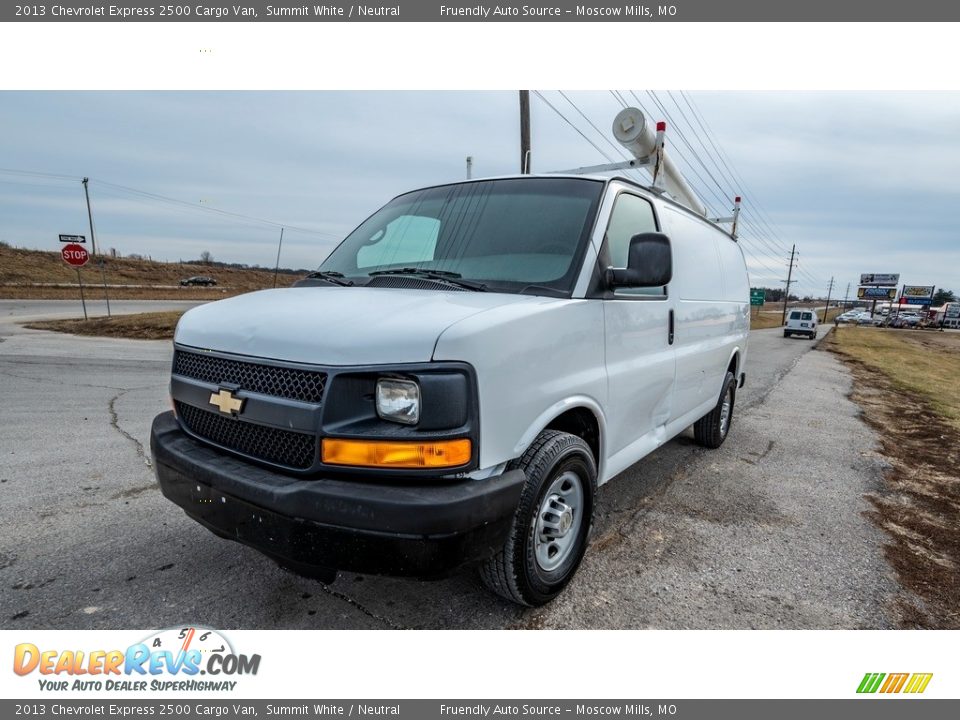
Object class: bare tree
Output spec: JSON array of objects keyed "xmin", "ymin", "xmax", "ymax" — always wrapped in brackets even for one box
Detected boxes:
[{"xmin": 199, "ymin": 250, "xmax": 213, "ymax": 264}]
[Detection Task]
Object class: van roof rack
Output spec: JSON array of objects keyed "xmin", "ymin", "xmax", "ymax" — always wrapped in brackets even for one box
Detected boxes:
[{"xmin": 552, "ymin": 107, "xmax": 742, "ymax": 239}]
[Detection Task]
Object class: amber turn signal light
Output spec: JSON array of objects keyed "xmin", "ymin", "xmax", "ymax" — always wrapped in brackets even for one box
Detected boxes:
[{"xmin": 321, "ymin": 438, "xmax": 472, "ymax": 469}]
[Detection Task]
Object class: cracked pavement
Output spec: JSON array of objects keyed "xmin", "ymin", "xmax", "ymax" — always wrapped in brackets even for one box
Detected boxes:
[{"xmin": 0, "ymin": 300, "xmax": 899, "ymax": 629}]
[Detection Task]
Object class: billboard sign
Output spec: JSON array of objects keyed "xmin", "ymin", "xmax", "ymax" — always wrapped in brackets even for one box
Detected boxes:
[
  {"xmin": 901, "ymin": 285, "xmax": 935, "ymax": 301},
  {"xmin": 946, "ymin": 304, "xmax": 960, "ymax": 319},
  {"xmin": 858, "ymin": 286, "xmax": 897, "ymax": 300},
  {"xmin": 860, "ymin": 273, "xmax": 899, "ymax": 286}
]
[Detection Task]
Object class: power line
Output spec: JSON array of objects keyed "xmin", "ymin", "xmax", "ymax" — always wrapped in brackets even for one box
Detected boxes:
[
  {"xmin": 531, "ymin": 90, "xmax": 617, "ymax": 164},
  {"xmin": 0, "ymin": 166, "xmax": 340, "ymax": 240},
  {"xmin": 678, "ymin": 92, "xmax": 794, "ymax": 255}
]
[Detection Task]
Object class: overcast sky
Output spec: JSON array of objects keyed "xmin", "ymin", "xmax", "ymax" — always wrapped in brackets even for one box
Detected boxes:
[{"xmin": 1, "ymin": 91, "xmax": 958, "ymax": 298}]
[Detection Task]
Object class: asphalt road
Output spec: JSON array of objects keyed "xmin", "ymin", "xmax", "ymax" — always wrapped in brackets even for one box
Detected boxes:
[{"xmin": 0, "ymin": 301, "xmax": 897, "ymax": 629}]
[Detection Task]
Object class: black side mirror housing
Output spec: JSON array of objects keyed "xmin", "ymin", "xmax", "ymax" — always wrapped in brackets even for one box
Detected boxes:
[{"xmin": 606, "ymin": 232, "xmax": 673, "ymax": 288}]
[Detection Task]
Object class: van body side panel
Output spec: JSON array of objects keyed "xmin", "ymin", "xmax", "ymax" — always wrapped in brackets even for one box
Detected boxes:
[
  {"xmin": 432, "ymin": 299, "xmax": 607, "ymax": 473},
  {"xmin": 717, "ymin": 235, "xmax": 751, "ymax": 376},
  {"xmin": 661, "ymin": 206, "xmax": 736, "ymax": 420}
]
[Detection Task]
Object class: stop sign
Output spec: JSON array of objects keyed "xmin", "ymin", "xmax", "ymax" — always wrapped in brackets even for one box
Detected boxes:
[{"xmin": 61, "ymin": 243, "xmax": 89, "ymax": 267}]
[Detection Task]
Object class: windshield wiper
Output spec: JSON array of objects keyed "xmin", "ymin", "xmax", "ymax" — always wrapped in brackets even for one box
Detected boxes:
[
  {"xmin": 368, "ymin": 268, "xmax": 487, "ymax": 292},
  {"xmin": 304, "ymin": 270, "xmax": 354, "ymax": 287}
]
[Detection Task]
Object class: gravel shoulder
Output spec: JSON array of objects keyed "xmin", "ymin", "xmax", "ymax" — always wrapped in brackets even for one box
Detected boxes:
[
  {"xmin": 522, "ymin": 343, "xmax": 901, "ymax": 628},
  {"xmin": 0, "ymin": 310, "xmax": 902, "ymax": 629}
]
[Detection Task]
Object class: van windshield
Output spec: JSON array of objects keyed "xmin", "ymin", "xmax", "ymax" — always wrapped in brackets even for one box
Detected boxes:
[{"xmin": 318, "ymin": 178, "xmax": 604, "ymax": 295}]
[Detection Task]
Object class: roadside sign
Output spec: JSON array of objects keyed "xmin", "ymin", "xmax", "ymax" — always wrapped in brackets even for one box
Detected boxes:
[
  {"xmin": 946, "ymin": 304, "xmax": 960, "ymax": 319},
  {"xmin": 58, "ymin": 234, "xmax": 86, "ymax": 244},
  {"xmin": 857, "ymin": 286, "xmax": 896, "ymax": 300},
  {"xmin": 901, "ymin": 285, "xmax": 935, "ymax": 303},
  {"xmin": 61, "ymin": 243, "xmax": 89, "ymax": 267},
  {"xmin": 860, "ymin": 273, "xmax": 899, "ymax": 286},
  {"xmin": 750, "ymin": 289, "xmax": 765, "ymax": 306}
]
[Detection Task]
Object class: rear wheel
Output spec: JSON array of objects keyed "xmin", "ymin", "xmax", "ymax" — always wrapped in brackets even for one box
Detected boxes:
[
  {"xmin": 479, "ymin": 430, "xmax": 596, "ymax": 607},
  {"xmin": 783, "ymin": 331, "xmax": 790, "ymax": 338},
  {"xmin": 693, "ymin": 371, "xmax": 736, "ymax": 449}
]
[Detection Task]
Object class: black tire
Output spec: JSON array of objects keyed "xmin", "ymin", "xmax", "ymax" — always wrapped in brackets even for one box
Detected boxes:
[
  {"xmin": 693, "ymin": 371, "xmax": 736, "ymax": 449},
  {"xmin": 783, "ymin": 331, "xmax": 790, "ymax": 338},
  {"xmin": 479, "ymin": 429, "xmax": 597, "ymax": 607}
]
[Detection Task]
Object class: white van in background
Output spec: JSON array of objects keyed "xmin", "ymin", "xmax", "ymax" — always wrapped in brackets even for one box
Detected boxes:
[{"xmin": 784, "ymin": 309, "xmax": 818, "ymax": 339}]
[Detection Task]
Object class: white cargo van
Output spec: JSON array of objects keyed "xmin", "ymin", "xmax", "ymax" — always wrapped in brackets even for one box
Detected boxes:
[
  {"xmin": 784, "ymin": 309, "xmax": 817, "ymax": 339},
  {"xmin": 152, "ymin": 173, "xmax": 749, "ymax": 606}
]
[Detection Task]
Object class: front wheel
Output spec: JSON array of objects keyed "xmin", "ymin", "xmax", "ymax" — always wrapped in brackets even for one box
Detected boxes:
[
  {"xmin": 479, "ymin": 430, "xmax": 597, "ymax": 607},
  {"xmin": 693, "ymin": 371, "xmax": 736, "ymax": 449}
]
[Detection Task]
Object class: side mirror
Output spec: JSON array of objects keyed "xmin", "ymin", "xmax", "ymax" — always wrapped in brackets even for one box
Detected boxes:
[{"xmin": 606, "ymin": 232, "xmax": 672, "ymax": 288}]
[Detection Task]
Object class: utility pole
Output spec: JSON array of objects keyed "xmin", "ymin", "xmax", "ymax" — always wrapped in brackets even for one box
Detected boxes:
[
  {"xmin": 466, "ymin": 156, "xmax": 473, "ymax": 179},
  {"xmin": 82, "ymin": 177, "xmax": 110, "ymax": 317},
  {"xmin": 842, "ymin": 282, "xmax": 850, "ymax": 310},
  {"xmin": 273, "ymin": 227, "xmax": 284, "ymax": 289},
  {"xmin": 519, "ymin": 90, "xmax": 531, "ymax": 174},
  {"xmin": 822, "ymin": 276, "xmax": 834, "ymax": 323},
  {"xmin": 780, "ymin": 243, "xmax": 796, "ymax": 326}
]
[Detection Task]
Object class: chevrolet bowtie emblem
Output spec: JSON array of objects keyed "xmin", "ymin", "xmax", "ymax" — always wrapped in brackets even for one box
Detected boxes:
[{"xmin": 209, "ymin": 389, "xmax": 245, "ymax": 416}]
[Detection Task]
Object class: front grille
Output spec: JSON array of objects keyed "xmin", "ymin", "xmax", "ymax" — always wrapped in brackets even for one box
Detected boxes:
[
  {"xmin": 175, "ymin": 401, "xmax": 316, "ymax": 470},
  {"xmin": 173, "ymin": 350, "xmax": 327, "ymax": 404}
]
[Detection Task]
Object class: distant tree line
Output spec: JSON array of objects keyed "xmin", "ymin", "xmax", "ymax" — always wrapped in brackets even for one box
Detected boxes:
[
  {"xmin": 184, "ymin": 250, "xmax": 311, "ymax": 275},
  {"xmin": 933, "ymin": 289, "xmax": 955, "ymax": 305}
]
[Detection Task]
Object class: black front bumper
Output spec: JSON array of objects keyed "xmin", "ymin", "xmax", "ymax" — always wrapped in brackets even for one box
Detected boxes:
[{"xmin": 151, "ymin": 412, "xmax": 525, "ymax": 579}]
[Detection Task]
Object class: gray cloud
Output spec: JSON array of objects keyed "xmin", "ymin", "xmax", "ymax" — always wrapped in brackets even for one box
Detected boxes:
[{"xmin": 1, "ymin": 91, "xmax": 957, "ymax": 297}]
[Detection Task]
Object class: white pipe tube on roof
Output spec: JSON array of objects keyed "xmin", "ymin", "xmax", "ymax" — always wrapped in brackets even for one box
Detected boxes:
[{"xmin": 612, "ymin": 107, "xmax": 707, "ymax": 217}]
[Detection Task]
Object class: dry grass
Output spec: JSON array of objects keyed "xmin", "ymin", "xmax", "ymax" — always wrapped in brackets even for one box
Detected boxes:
[
  {"xmin": 827, "ymin": 327, "xmax": 960, "ymax": 628},
  {"xmin": 0, "ymin": 245, "xmax": 304, "ymax": 300},
  {"xmin": 828, "ymin": 327, "xmax": 960, "ymax": 430},
  {"xmin": 25, "ymin": 311, "xmax": 185, "ymax": 340}
]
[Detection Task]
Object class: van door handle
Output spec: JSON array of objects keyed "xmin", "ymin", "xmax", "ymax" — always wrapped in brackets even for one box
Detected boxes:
[{"xmin": 668, "ymin": 309, "xmax": 675, "ymax": 345}]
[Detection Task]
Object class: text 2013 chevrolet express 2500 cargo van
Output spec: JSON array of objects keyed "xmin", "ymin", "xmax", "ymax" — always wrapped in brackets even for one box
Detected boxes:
[{"xmin": 152, "ymin": 124, "xmax": 749, "ymax": 607}]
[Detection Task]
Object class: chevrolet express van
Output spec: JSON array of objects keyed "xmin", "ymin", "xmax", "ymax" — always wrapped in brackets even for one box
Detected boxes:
[
  {"xmin": 784, "ymin": 309, "xmax": 817, "ymax": 339},
  {"xmin": 151, "ymin": 174, "xmax": 750, "ymax": 606}
]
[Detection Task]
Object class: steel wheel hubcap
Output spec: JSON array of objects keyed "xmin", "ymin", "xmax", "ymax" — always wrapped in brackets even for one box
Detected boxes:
[
  {"xmin": 534, "ymin": 470, "xmax": 583, "ymax": 572},
  {"xmin": 720, "ymin": 388, "xmax": 732, "ymax": 436}
]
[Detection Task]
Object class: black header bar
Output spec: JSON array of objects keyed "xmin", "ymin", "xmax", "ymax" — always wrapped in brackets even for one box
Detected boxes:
[{"xmin": 5, "ymin": 0, "xmax": 960, "ymax": 22}]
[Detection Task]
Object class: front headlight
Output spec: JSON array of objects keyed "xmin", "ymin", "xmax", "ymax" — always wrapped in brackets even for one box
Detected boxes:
[{"xmin": 376, "ymin": 378, "xmax": 420, "ymax": 425}]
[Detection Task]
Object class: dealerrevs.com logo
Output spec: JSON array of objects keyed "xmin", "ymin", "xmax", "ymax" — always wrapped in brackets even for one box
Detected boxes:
[
  {"xmin": 857, "ymin": 673, "xmax": 933, "ymax": 694},
  {"xmin": 13, "ymin": 626, "xmax": 261, "ymax": 693}
]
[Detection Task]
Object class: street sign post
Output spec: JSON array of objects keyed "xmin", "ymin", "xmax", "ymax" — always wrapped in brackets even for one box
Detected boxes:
[
  {"xmin": 749, "ymin": 289, "xmax": 764, "ymax": 318},
  {"xmin": 61, "ymin": 243, "xmax": 89, "ymax": 267},
  {"xmin": 61, "ymin": 242, "xmax": 89, "ymax": 320}
]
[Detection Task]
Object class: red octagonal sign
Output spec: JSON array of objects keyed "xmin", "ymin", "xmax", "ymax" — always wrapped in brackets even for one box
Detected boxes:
[{"xmin": 61, "ymin": 243, "xmax": 89, "ymax": 267}]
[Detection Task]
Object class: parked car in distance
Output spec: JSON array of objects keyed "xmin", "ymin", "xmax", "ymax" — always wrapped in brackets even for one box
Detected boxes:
[
  {"xmin": 836, "ymin": 311, "xmax": 861, "ymax": 323},
  {"xmin": 784, "ymin": 309, "xmax": 817, "ymax": 339},
  {"xmin": 180, "ymin": 276, "xmax": 217, "ymax": 286},
  {"xmin": 856, "ymin": 313, "xmax": 878, "ymax": 325}
]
